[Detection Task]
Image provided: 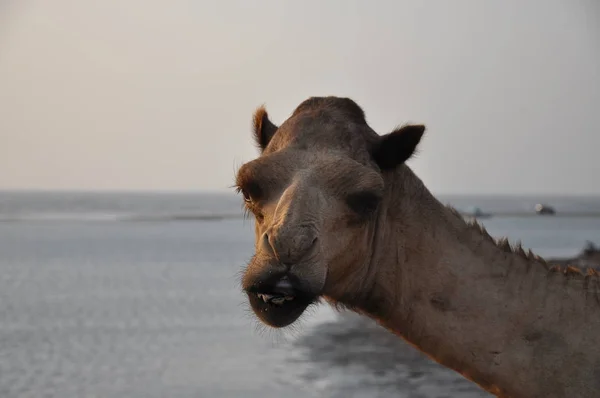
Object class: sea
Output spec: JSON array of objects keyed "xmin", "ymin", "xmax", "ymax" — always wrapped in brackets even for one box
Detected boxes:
[{"xmin": 1, "ymin": 191, "xmax": 599, "ymax": 398}]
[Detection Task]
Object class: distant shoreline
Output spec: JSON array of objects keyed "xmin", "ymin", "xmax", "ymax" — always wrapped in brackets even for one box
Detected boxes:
[
  {"xmin": 1, "ymin": 189, "xmax": 600, "ymax": 198},
  {"xmin": 4, "ymin": 212, "xmax": 600, "ymax": 224}
]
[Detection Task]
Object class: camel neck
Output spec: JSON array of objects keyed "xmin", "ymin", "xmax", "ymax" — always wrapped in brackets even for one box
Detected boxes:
[
  {"xmin": 351, "ymin": 166, "xmax": 600, "ymax": 397},
  {"xmin": 366, "ymin": 203, "xmax": 513, "ymax": 395}
]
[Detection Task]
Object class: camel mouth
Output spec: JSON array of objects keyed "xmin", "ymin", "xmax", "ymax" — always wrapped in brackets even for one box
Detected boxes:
[
  {"xmin": 245, "ymin": 275, "xmax": 317, "ymax": 328},
  {"xmin": 255, "ymin": 277, "xmax": 296, "ymax": 304}
]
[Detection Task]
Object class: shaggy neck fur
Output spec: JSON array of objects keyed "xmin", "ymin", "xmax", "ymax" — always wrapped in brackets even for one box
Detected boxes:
[{"xmin": 331, "ymin": 165, "xmax": 600, "ymax": 398}]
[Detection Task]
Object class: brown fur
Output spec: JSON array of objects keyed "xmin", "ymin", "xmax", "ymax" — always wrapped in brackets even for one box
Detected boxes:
[{"xmin": 237, "ymin": 96, "xmax": 600, "ymax": 398}]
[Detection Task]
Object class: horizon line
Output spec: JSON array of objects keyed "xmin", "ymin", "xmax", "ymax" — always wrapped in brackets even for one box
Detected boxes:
[{"xmin": 1, "ymin": 188, "xmax": 599, "ymax": 197}]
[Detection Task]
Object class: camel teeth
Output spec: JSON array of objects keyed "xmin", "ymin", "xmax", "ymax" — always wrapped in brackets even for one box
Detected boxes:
[
  {"xmin": 270, "ymin": 296, "xmax": 286, "ymax": 305},
  {"xmin": 257, "ymin": 294, "xmax": 271, "ymax": 303},
  {"xmin": 257, "ymin": 293, "xmax": 294, "ymax": 305}
]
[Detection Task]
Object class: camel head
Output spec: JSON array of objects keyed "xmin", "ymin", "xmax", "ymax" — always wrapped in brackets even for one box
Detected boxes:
[{"xmin": 235, "ymin": 97, "xmax": 425, "ymax": 328}]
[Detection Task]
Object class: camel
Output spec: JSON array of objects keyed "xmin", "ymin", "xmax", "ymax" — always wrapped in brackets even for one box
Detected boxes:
[{"xmin": 235, "ymin": 96, "xmax": 600, "ymax": 398}]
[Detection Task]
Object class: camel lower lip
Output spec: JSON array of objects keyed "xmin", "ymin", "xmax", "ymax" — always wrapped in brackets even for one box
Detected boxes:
[{"xmin": 246, "ymin": 289, "xmax": 313, "ymax": 328}]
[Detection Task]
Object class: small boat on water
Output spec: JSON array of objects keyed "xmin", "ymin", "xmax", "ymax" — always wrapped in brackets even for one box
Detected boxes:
[
  {"xmin": 463, "ymin": 206, "xmax": 492, "ymax": 219},
  {"xmin": 534, "ymin": 203, "xmax": 555, "ymax": 215}
]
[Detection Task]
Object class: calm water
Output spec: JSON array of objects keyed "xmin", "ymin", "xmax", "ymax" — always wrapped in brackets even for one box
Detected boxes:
[{"xmin": 1, "ymin": 191, "xmax": 599, "ymax": 398}]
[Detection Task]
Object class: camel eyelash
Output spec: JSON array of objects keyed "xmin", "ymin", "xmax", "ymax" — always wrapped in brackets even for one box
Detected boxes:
[
  {"xmin": 235, "ymin": 186, "xmax": 265, "ymax": 222},
  {"xmin": 242, "ymin": 203, "xmax": 265, "ymax": 223},
  {"xmin": 242, "ymin": 206, "xmax": 252, "ymax": 220},
  {"xmin": 234, "ymin": 185, "xmax": 248, "ymax": 199}
]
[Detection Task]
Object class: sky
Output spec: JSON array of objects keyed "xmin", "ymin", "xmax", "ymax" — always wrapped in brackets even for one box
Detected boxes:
[{"xmin": 1, "ymin": 0, "xmax": 599, "ymax": 194}]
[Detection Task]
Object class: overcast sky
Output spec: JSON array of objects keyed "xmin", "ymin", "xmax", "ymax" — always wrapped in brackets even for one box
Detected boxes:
[{"xmin": 1, "ymin": 0, "xmax": 598, "ymax": 194}]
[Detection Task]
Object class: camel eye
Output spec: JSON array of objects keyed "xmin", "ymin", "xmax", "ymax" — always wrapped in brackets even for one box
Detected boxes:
[
  {"xmin": 237, "ymin": 180, "xmax": 262, "ymax": 204},
  {"xmin": 346, "ymin": 191, "xmax": 381, "ymax": 216},
  {"xmin": 242, "ymin": 189, "xmax": 252, "ymax": 202}
]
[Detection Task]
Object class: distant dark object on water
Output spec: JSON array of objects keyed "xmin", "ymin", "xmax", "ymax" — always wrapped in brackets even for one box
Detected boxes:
[
  {"xmin": 463, "ymin": 206, "xmax": 492, "ymax": 219},
  {"xmin": 534, "ymin": 203, "xmax": 555, "ymax": 215},
  {"xmin": 549, "ymin": 241, "xmax": 600, "ymax": 270}
]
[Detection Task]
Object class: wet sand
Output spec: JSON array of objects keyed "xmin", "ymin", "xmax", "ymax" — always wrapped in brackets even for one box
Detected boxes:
[{"xmin": 294, "ymin": 312, "xmax": 491, "ymax": 397}]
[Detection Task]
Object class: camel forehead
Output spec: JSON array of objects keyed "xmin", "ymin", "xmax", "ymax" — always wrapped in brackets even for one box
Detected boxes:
[{"xmin": 264, "ymin": 97, "xmax": 379, "ymax": 162}]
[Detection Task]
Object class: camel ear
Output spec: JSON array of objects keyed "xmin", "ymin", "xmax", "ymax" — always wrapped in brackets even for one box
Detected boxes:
[
  {"xmin": 252, "ymin": 105, "xmax": 278, "ymax": 152},
  {"xmin": 372, "ymin": 124, "xmax": 425, "ymax": 170}
]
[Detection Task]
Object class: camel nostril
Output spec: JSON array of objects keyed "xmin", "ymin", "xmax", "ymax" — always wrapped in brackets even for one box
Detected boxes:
[
  {"xmin": 306, "ymin": 237, "xmax": 318, "ymax": 255},
  {"xmin": 263, "ymin": 232, "xmax": 274, "ymax": 254}
]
